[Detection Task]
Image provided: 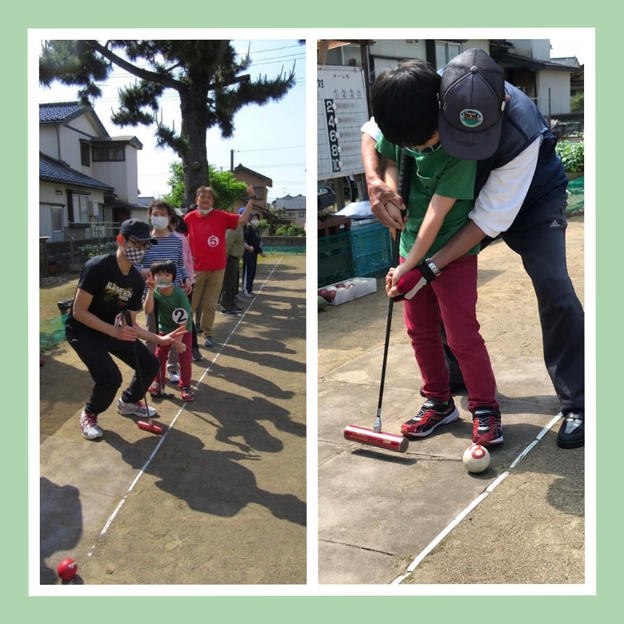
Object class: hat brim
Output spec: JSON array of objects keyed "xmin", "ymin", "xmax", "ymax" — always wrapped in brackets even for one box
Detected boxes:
[
  {"xmin": 438, "ymin": 113, "xmax": 502, "ymax": 161},
  {"xmin": 128, "ymin": 235, "xmax": 158, "ymax": 245}
]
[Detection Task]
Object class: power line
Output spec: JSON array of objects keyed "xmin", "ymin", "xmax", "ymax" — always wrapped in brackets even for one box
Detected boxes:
[{"xmin": 234, "ymin": 145, "xmax": 304, "ymax": 153}]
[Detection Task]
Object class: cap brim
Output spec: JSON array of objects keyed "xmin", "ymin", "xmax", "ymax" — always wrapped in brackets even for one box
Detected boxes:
[{"xmin": 438, "ymin": 113, "xmax": 501, "ymax": 161}]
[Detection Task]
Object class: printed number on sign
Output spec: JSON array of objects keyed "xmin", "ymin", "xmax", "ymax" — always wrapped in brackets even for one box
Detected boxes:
[{"xmin": 171, "ymin": 308, "xmax": 189, "ymax": 325}]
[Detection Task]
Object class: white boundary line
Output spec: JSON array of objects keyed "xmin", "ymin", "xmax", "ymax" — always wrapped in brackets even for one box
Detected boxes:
[
  {"xmin": 390, "ymin": 413, "xmax": 563, "ymax": 585},
  {"xmin": 85, "ymin": 257, "xmax": 284, "ymax": 560}
]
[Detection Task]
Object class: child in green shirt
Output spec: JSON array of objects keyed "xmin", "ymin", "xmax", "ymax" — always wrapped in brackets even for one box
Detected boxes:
[
  {"xmin": 371, "ymin": 59, "xmax": 502, "ymax": 446},
  {"xmin": 144, "ymin": 259, "xmax": 194, "ymax": 402}
]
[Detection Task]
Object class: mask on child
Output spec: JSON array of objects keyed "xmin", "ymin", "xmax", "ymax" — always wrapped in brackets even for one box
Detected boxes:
[
  {"xmin": 125, "ymin": 245, "xmax": 146, "ymax": 265},
  {"xmin": 250, "ymin": 219, "xmax": 259, "ymax": 227},
  {"xmin": 155, "ymin": 277, "xmax": 173, "ymax": 289},
  {"xmin": 198, "ymin": 208, "xmax": 212, "ymax": 216},
  {"xmin": 151, "ymin": 216, "xmax": 170, "ymax": 230}
]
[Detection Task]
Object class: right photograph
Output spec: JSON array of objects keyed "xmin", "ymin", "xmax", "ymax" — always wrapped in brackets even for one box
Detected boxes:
[{"xmin": 317, "ymin": 37, "xmax": 588, "ymax": 585}]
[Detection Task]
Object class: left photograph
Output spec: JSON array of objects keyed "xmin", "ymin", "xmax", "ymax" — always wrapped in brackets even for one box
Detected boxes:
[{"xmin": 36, "ymin": 37, "xmax": 307, "ymax": 586}]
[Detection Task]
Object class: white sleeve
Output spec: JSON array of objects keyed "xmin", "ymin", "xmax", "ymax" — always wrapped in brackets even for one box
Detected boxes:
[
  {"xmin": 470, "ymin": 136, "xmax": 542, "ymax": 238},
  {"xmin": 360, "ymin": 117, "xmax": 382, "ymax": 142}
]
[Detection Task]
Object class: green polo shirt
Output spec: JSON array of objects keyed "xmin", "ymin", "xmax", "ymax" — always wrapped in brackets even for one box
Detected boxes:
[{"xmin": 376, "ymin": 137, "xmax": 479, "ymax": 260}]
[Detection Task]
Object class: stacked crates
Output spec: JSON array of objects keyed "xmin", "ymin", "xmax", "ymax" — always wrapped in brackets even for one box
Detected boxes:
[
  {"xmin": 317, "ymin": 218, "xmax": 394, "ymax": 287},
  {"xmin": 349, "ymin": 221, "xmax": 393, "ymax": 278}
]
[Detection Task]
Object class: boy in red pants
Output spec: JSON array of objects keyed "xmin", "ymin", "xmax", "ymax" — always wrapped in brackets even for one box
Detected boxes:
[
  {"xmin": 144, "ymin": 260, "xmax": 194, "ymax": 402},
  {"xmin": 372, "ymin": 60, "xmax": 502, "ymax": 446}
]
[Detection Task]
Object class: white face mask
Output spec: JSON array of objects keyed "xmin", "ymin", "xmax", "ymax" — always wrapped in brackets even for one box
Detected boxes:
[
  {"xmin": 154, "ymin": 276, "xmax": 173, "ymax": 289},
  {"xmin": 151, "ymin": 216, "xmax": 170, "ymax": 230},
  {"xmin": 198, "ymin": 208, "xmax": 212, "ymax": 216},
  {"xmin": 250, "ymin": 219, "xmax": 259, "ymax": 227}
]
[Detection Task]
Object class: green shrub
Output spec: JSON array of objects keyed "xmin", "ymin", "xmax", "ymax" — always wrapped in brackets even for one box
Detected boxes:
[
  {"xmin": 276, "ymin": 223, "xmax": 306, "ymax": 236},
  {"xmin": 555, "ymin": 140, "xmax": 584, "ymax": 173}
]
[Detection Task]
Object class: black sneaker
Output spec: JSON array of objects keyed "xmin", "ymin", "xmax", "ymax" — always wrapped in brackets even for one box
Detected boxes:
[
  {"xmin": 191, "ymin": 347, "xmax": 203, "ymax": 362},
  {"xmin": 221, "ymin": 309, "xmax": 239, "ymax": 317},
  {"xmin": 557, "ymin": 411, "xmax": 584, "ymax": 449},
  {"xmin": 401, "ymin": 398, "xmax": 459, "ymax": 438}
]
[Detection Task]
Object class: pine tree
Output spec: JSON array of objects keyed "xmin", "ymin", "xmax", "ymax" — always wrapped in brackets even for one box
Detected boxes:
[{"xmin": 39, "ymin": 39, "xmax": 296, "ymax": 207}]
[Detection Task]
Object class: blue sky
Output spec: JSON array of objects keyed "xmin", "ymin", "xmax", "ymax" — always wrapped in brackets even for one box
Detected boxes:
[{"xmin": 37, "ymin": 39, "xmax": 306, "ymax": 202}]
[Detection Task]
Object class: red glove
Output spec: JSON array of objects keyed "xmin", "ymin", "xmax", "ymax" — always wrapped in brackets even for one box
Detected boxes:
[{"xmin": 392, "ymin": 267, "xmax": 428, "ymax": 301}]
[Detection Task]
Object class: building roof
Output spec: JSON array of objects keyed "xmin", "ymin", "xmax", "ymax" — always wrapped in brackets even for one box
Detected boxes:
[
  {"xmin": 40, "ymin": 153, "xmax": 114, "ymax": 192},
  {"xmin": 233, "ymin": 164, "xmax": 273, "ymax": 186},
  {"xmin": 274, "ymin": 194, "xmax": 306, "ymax": 210},
  {"xmin": 39, "ymin": 101, "xmax": 110, "ymax": 137},
  {"xmin": 494, "ymin": 52, "xmax": 580, "ymax": 72}
]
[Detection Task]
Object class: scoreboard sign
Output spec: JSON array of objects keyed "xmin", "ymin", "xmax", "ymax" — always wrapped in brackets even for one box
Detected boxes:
[{"xmin": 317, "ymin": 65, "xmax": 369, "ymax": 180}]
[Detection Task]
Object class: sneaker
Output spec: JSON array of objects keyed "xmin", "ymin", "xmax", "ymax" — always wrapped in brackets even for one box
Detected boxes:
[
  {"xmin": 180, "ymin": 386, "xmax": 194, "ymax": 402},
  {"xmin": 472, "ymin": 407, "xmax": 504, "ymax": 446},
  {"xmin": 148, "ymin": 382, "xmax": 162, "ymax": 397},
  {"xmin": 241, "ymin": 291, "xmax": 253, "ymax": 298},
  {"xmin": 168, "ymin": 370, "xmax": 180, "ymax": 384},
  {"xmin": 79, "ymin": 410, "xmax": 103, "ymax": 440},
  {"xmin": 191, "ymin": 346, "xmax": 203, "ymax": 362},
  {"xmin": 204, "ymin": 336, "xmax": 215, "ymax": 348},
  {"xmin": 221, "ymin": 308, "xmax": 239, "ymax": 317},
  {"xmin": 117, "ymin": 398, "xmax": 157, "ymax": 418},
  {"xmin": 401, "ymin": 398, "xmax": 459, "ymax": 438},
  {"xmin": 556, "ymin": 411, "xmax": 584, "ymax": 449}
]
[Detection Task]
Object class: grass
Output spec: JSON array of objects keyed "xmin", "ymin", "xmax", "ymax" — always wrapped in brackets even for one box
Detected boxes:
[{"xmin": 40, "ymin": 275, "xmax": 78, "ymax": 321}]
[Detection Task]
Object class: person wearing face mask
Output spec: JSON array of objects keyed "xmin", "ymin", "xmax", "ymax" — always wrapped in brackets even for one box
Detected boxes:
[
  {"xmin": 241, "ymin": 213, "xmax": 264, "ymax": 298},
  {"xmin": 143, "ymin": 260, "xmax": 195, "ymax": 402},
  {"xmin": 184, "ymin": 185, "xmax": 256, "ymax": 348},
  {"xmin": 138, "ymin": 200, "xmax": 192, "ymax": 383},
  {"xmin": 65, "ymin": 220, "xmax": 186, "ymax": 441}
]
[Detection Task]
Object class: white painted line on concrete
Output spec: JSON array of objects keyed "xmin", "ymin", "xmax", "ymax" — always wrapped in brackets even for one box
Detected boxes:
[
  {"xmin": 86, "ymin": 258, "xmax": 283, "ymax": 561},
  {"xmin": 390, "ymin": 413, "xmax": 563, "ymax": 584}
]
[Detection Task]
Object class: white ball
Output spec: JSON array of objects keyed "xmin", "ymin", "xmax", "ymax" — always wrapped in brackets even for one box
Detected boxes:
[{"xmin": 462, "ymin": 444, "xmax": 490, "ymax": 473}]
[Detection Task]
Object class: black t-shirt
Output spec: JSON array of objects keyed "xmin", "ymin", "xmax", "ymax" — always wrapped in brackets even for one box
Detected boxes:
[{"xmin": 67, "ymin": 253, "xmax": 144, "ymax": 330}]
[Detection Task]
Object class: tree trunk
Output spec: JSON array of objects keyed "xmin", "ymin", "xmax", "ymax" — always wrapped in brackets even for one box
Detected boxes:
[{"xmin": 179, "ymin": 88, "xmax": 210, "ymax": 210}]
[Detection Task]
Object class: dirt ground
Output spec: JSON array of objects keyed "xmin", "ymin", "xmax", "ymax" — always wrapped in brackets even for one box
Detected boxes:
[
  {"xmin": 39, "ymin": 254, "xmax": 307, "ymax": 586},
  {"xmin": 319, "ymin": 214, "xmax": 584, "ymax": 372},
  {"xmin": 317, "ymin": 215, "xmax": 585, "ymax": 585}
]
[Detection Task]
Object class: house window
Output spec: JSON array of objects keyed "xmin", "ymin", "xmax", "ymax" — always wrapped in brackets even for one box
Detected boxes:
[
  {"xmin": 80, "ymin": 141, "xmax": 91, "ymax": 166},
  {"xmin": 92, "ymin": 146, "xmax": 125, "ymax": 162},
  {"xmin": 51, "ymin": 205, "xmax": 63, "ymax": 233},
  {"xmin": 435, "ymin": 41, "xmax": 462, "ymax": 71},
  {"xmin": 73, "ymin": 194, "xmax": 90, "ymax": 222}
]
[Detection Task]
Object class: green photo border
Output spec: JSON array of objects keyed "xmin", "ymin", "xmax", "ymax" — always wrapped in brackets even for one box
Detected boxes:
[{"xmin": 8, "ymin": 2, "xmax": 614, "ymax": 621}]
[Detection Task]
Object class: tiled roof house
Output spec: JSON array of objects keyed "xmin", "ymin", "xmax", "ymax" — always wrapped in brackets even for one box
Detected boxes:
[{"xmin": 39, "ymin": 101, "xmax": 144, "ymax": 243}]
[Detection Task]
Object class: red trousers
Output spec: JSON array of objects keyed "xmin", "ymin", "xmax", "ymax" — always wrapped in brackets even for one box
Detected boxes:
[
  {"xmin": 154, "ymin": 331, "xmax": 193, "ymax": 389},
  {"xmin": 402, "ymin": 254, "xmax": 498, "ymax": 413}
]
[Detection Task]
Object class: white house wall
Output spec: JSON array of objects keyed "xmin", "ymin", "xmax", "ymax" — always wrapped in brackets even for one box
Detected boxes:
[
  {"xmin": 536, "ymin": 70, "xmax": 571, "ymax": 116},
  {"xmin": 39, "ymin": 181, "xmax": 107, "ymax": 240}
]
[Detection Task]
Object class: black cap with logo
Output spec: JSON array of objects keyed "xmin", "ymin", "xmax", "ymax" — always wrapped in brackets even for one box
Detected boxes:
[{"xmin": 438, "ymin": 48, "xmax": 506, "ymax": 160}]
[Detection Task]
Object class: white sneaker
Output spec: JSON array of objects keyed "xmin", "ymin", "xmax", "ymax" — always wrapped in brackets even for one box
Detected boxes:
[
  {"xmin": 117, "ymin": 399, "xmax": 157, "ymax": 418},
  {"xmin": 79, "ymin": 410, "xmax": 103, "ymax": 440},
  {"xmin": 168, "ymin": 370, "xmax": 180, "ymax": 384}
]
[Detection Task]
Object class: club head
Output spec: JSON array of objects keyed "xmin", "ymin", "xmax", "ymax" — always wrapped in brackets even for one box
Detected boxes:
[
  {"xmin": 343, "ymin": 424, "xmax": 409, "ymax": 453},
  {"xmin": 137, "ymin": 420, "xmax": 165, "ymax": 435}
]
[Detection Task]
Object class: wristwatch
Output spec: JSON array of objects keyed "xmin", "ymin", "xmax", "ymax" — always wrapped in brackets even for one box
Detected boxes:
[{"xmin": 419, "ymin": 257, "xmax": 441, "ymax": 281}]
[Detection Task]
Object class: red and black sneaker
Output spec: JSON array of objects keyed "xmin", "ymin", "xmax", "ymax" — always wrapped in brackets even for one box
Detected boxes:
[
  {"xmin": 472, "ymin": 407, "xmax": 504, "ymax": 446},
  {"xmin": 401, "ymin": 398, "xmax": 459, "ymax": 438},
  {"xmin": 180, "ymin": 386, "xmax": 194, "ymax": 402}
]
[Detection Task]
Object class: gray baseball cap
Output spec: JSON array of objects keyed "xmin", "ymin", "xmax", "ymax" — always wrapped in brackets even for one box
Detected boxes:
[{"xmin": 438, "ymin": 48, "xmax": 506, "ymax": 160}]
